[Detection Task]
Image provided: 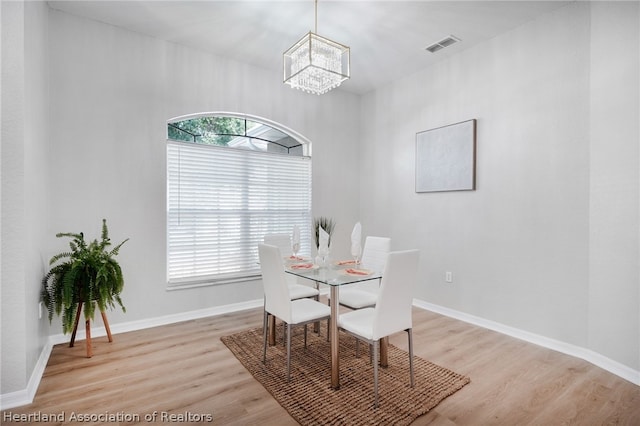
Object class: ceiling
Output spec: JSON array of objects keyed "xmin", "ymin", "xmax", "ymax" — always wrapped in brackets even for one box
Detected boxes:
[{"xmin": 47, "ymin": 1, "xmax": 572, "ymax": 95}]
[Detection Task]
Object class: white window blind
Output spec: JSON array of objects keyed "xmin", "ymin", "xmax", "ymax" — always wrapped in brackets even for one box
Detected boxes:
[{"xmin": 167, "ymin": 141, "xmax": 312, "ymax": 287}]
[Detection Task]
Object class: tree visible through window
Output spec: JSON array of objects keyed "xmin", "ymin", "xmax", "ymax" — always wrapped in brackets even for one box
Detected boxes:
[
  {"xmin": 168, "ymin": 116, "xmax": 304, "ymax": 155},
  {"xmin": 168, "ymin": 116, "xmax": 253, "ymax": 146},
  {"xmin": 166, "ymin": 114, "xmax": 311, "ymax": 287}
]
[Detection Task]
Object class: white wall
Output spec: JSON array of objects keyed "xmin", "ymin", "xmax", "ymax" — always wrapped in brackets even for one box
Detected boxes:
[
  {"xmin": 588, "ymin": 2, "xmax": 640, "ymax": 370},
  {"xmin": 360, "ymin": 1, "xmax": 639, "ymax": 371},
  {"xmin": 1, "ymin": 0, "xmax": 51, "ymax": 396},
  {"xmin": 1, "ymin": 0, "xmax": 27, "ymax": 395},
  {"xmin": 24, "ymin": 0, "xmax": 51, "ymax": 393}
]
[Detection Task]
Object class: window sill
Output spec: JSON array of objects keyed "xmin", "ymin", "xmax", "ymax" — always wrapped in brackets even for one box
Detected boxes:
[{"xmin": 167, "ymin": 274, "xmax": 262, "ymax": 291}]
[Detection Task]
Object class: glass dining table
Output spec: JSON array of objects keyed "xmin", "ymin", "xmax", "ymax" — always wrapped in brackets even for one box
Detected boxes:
[{"xmin": 285, "ymin": 263, "xmax": 387, "ymax": 389}]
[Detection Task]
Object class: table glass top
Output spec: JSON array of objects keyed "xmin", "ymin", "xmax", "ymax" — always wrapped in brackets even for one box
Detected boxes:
[{"xmin": 285, "ymin": 263, "xmax": 382, "ymax": 286}]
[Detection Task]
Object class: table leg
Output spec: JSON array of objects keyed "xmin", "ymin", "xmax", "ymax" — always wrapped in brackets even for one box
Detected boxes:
[
  {"xmin": 380, "ymin": 336, "xmax": 389, "ymax": 368},
  {"xmin": 268, "ymin": 315, "xmax": 276, "ymax": 346},
  {"xmin": 330, "ymin": 286, "xmax": 340, "ymax": 389}
]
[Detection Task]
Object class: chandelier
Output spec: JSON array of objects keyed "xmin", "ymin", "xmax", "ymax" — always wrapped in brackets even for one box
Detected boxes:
[{"xmin": 283, "ymin": 0, "xmax": 350, "ymax": 95}]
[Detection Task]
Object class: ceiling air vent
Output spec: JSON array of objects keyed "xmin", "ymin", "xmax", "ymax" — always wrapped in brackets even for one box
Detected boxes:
[{"xmin": 425, "ymin": 35, "xmax": 460, "ymax": 53}]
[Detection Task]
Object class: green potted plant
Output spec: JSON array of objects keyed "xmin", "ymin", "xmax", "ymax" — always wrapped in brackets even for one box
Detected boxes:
[{"xmin": 41, "ymin": 219, "xmax": 129, "ymax": 336}]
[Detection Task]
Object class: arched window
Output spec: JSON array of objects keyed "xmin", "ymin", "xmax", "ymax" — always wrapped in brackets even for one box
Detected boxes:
[{"xmin": 166, "ymin": 113, "xmax": 312, "ymax": 288}]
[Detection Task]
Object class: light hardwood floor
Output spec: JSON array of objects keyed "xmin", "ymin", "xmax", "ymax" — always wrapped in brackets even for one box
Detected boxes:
[{"xmin": 2, "ymin": 306, "xmax": 639, "ymax": 425}]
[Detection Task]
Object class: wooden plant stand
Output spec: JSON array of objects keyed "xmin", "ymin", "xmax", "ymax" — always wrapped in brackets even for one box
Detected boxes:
[{"xmin": 69, "ymin": 301, "xmax": 113, "ymax": 358}]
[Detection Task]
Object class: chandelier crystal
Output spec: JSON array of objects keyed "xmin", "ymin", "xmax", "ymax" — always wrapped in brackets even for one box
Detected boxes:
[{"xmin": 283, "ymin": 1, "xmax": 350, "ymax": 95}]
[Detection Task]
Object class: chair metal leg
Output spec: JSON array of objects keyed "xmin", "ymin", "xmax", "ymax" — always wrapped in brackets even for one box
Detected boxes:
[
  {"xmin": 314, "ymin": 281, "xmax": 321, "ymax": 334},
  {"xmin": 373, "ymin": 340, "xmax": 379, "ymax": 408},
  {"xmin": 407, "ymin": 328, "xmax": 414, "ymax": 388},
  {"xmin": 286, "ymin": 323, "xmax": 292, "ymax": 382},
  {"xmin": 262, "ymin": 311, "xmax": 269, "ymax": 364},
  {"xmin": 304, "ymin": 324, "xmax": 308, "ymax": 348}
]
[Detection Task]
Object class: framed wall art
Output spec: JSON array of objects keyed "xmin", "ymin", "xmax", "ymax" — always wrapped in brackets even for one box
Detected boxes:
[{"xmin": 415, "ymin": 119, "xmax": 476, "ymax": 193}]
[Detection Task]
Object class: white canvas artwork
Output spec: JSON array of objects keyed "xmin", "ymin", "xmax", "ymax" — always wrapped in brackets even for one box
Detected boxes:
[{"xmin": 415, "ymin": 119, "xmax": 476, "ymax": 193}]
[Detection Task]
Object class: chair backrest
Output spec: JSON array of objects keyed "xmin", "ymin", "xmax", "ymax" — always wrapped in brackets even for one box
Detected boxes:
[
  {"xmin": 360, "ymin": 236, "xmax": 391, "ymax": 273},
  {"xmin": 258, "ymin": 244, "xmax": 292, "ymax": 322},
  {"xmin": 264, "ymin": 233, "xmax": 292, "ymax": 258},
  {"xmin": 372, "ymin": 249, "xmax": 419, "ymax": 340}
]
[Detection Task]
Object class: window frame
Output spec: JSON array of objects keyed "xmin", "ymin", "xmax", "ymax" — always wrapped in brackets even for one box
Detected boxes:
[{"xmin": 165, "ymin": 113, "xmax": 312, "ymax": 290}]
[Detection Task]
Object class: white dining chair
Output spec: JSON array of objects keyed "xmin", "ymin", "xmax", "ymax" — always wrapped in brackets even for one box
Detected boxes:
[
  {"xmin": 263, "ymin": 233, "xmax": 293, "ymax": 258},
  {"xmin": 262, "ymin": 234, "xmax": 320, "ymax": 346},
  {"xmin": 259, "ymin": 244, "xmax": 331, "ymax": 381},
  {"xmin": 263, "ymin": 233, "xmax": 319, "ymax": 300},
  {"xmin": 332, "ymin": 236, "xmax": 391, "ymax": 309},
  {"xmin": 337, "ymin": 249, "xmax": 419, "ymax": 408}
]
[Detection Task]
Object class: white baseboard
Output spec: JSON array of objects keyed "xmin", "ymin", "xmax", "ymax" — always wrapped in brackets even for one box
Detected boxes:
[
  {"xmin": 413, "ymin": 299, "xmax": 640, "ymax": 386},
  {"xmin": 3, "ymin": 297, "xmax": 637, "ymax": 410},
  {"xmin": 0, "ymin": 337, "xmax": 53, "ymax": 410},
  {"xmin": 47, "ymin": 299, "xmax": 263, "ymax": 345}
]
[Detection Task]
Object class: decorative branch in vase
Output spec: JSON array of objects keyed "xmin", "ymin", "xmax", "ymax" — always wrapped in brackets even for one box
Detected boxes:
[
  {"xmin": 313, "ymin": 216, "xmax": 335, "ymax": 249},
  {"xmin": 313, "ymin": 217, "xmax": 335, "ymax": 267}
]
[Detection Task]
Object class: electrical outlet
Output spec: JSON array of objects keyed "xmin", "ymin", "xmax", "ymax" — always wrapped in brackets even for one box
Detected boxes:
[
  {"xmin": 445, "ymin": 271, "xmax": 453, "ymax": 283},
  {"xmin": 38, "ymin": 301, "xmax": 43, "ymax": 319}
]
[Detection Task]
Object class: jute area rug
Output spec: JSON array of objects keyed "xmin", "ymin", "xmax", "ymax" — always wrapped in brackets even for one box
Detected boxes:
[{"xmin": 221, "ymin": 322, "xmax": 470, "ymax": 425}]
